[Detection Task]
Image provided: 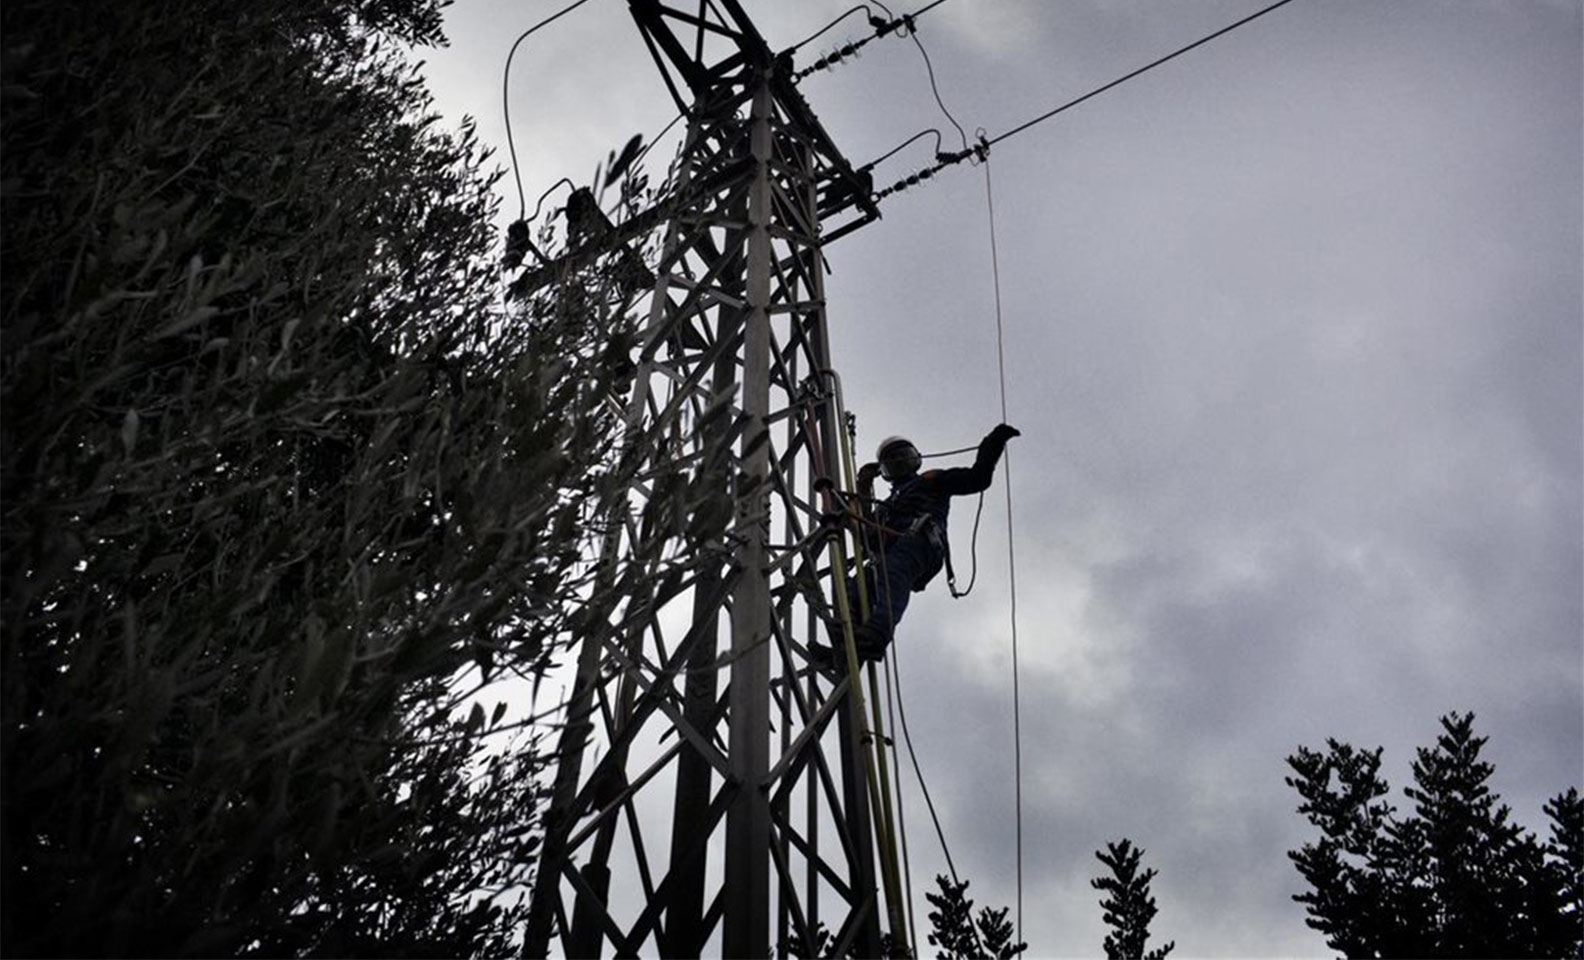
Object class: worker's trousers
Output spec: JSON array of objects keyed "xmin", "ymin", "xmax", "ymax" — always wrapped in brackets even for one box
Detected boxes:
[{"xmin": 848, "ymin": 534, "xmax": 936, "ymax": 641}]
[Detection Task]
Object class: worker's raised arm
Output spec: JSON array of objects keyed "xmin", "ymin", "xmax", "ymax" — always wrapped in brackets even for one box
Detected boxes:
[{"xmin": 922, "ymin": 423, "xmax": 1020, "ymax": 496}]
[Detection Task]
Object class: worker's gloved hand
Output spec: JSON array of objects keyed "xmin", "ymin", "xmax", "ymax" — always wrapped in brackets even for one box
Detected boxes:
[
  {"xmin": 857, "ymin": 461, "xmax": 881, "ymax": 483},
  {"xmin": 988, "ymin": 423, "xmax": 1021, "ymax": 444}
]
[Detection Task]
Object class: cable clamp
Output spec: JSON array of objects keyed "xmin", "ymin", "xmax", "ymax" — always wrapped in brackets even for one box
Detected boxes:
[
  {"xmin": 795, "ymin": 378, "xmax": 826, "ymax": 404},
  {"xmin": 972, "ymin": 129, "xmax": 991, "ymax": 165}
]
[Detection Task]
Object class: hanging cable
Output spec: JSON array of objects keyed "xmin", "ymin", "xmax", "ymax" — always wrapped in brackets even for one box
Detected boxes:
[
  {"xmin": 864, "ymin": 128, "xmax": 944, "ymax": 174},
  {"xmin": 527, "ymin": 178, "xmax": 574, "ymax": 227},
  {"xmin": 872, "ymin": 0, "xmax": 1302, "ymax": 202},
  {"xmin": 503, "ymin": 0, "xmax": 595, "ymax": 221},
  {"xmin": 981, "ymin": 155, "xmax": 1025, "ymax": 949},
  {"xmin": 791, "ymin": 4, "xmax": 878, "ymax": 53},
  {"xmin": 874, "ymin": 540, "xmax": 989, "ymax": 959},
  {"xmin": 906, "ymin": 20, "xmax": 968, "ymax": 151},
  {"xmin": 946, "ymin": 492, "xmax": 985, "ymax": 599}
]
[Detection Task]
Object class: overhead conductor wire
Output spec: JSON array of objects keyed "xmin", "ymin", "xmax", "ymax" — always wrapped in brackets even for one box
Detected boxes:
[
  {"xmin": 985, "ymin": 0, "xmax": 1299, "ymax": 149},
  {"xmin": 503, "ymin": 0, "xmax": 595, "ymax": 221},
  {"xmin": 871, "ymin": 0, "xmax": 1303, "ymax": 201}
]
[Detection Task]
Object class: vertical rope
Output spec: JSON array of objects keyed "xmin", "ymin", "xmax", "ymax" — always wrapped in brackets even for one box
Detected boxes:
[
  {"xmin": 982, "ymin": 157, "xmax": 1024, "ymax": 946},
  {"xmin": 881, "ymin": 655, "xmax": 919, "ymax": 954}
]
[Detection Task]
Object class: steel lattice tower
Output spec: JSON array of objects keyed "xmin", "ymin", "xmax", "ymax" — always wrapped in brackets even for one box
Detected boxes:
[{"xmin": 519, "ymin": 2, "xmax": 909, "ymax": 957}]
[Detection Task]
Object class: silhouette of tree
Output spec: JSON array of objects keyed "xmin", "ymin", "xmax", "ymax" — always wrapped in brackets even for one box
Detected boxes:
[
  {"xmin": 1, "ymin": 0, "xmax": 648, "ymax": 954},
  {"xmin": 776, "ymin": 921, "xmax": 899, "ymax": 959},
  {"xmin": 1287, "ymin": 712, "xmax": 1581, "ymax": 958},
  {"xmin": 1546, "ymin": 788, "xmax": 1583, "ymax": 944},
  {"xmin": 925, "ymin": 874, "xmax": 1027, "ymax": 959},
  {"xmin": 1091, "ymin": 839, "xmax": 1175, "ymax": 960}
]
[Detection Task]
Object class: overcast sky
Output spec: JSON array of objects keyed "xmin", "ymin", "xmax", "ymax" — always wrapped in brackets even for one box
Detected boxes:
[{"xmin": 422, "ymin": 2, "xmax": 1582, "ymax": 955}]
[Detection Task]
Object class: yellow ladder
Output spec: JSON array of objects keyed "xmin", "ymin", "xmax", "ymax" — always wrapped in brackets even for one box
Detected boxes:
[{"xmin": 817, "ymin": 378, "xmax": 912, "ymax": 957}]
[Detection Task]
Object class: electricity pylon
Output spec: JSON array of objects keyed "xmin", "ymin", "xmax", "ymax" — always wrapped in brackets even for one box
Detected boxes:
[{"xmin": 518, "ymin": 2, "xmax": 911, "ymax": 958}]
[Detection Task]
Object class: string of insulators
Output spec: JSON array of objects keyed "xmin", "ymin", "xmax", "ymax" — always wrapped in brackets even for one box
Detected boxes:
[
  {"xmin": 871, "ymin": 132, "xmax": 989, "ymax": 202},
  {"xmin": 794, "ymin": 14, "xmax": 916, "ymax": 82}
]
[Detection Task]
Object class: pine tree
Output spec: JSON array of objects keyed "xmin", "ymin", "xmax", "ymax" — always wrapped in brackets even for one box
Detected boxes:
[
  {"xmin": 925, "ymin": 874, "xmax": 1028, "ymax": 960},
  {"xmin": 1091, "ymin": 839, "xmax": 1175, "ymax": 960},
  {"xmin": 1286, "ymin": 712, "xmax": 1580, "ymax": 958},
  {"xmin": 1543, "ymin": 788, "xmax": 1584, "ymax": 957}
]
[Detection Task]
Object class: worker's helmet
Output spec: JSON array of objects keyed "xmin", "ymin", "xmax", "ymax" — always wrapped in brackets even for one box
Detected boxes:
[{"xmin": 876, "ymin": 436, "xmax": 921, "ymax": 481}]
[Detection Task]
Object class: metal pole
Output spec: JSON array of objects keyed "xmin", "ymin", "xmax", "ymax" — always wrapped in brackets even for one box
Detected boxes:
[{"xmin": 723, "ymin": 67, "xmax": 774, "ymax": 960}]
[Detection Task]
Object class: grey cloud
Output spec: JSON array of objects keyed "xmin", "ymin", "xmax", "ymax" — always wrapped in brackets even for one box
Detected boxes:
[{"xmin": 423, "ymin": 2, "xmax": 1581, "ymax": 955}]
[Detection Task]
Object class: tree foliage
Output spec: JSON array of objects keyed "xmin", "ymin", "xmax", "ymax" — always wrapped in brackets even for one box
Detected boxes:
[
  {"xmin": 1286, "ymin": 712, "xmax": 1582, "ymax": 958},
  {"xmin": 776, "ymin": 920, "xmax": 898, "ymax": 959},
  {"xmin": 1, "ymin": 0, "xmax": 638, "ymax": 954},
  {"xmin": 925, "ymin": 874, "xmax": 1027, "ymax": 960},
  {"xmin": 1091, "ymin": 839, "xmax": 1175, "ymax": 960}
]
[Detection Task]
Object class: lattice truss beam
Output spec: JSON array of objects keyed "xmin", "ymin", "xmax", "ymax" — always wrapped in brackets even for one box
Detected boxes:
[{"xmin": 516, "ymin": 3, "xmax": 907, "ymax": 959}]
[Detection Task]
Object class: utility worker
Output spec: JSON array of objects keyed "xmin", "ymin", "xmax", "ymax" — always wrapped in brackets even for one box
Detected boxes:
[{"xmin": 814, "ymin": 423, "xmax": 1020, "ymax": 671}]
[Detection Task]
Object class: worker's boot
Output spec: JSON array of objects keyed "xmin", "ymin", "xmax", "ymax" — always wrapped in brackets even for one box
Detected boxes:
[
  {"xmin": 809, "ymin": 625, "xmax": 891, "ymax": 678},
  {"xmin": 852, "ymin": 624, "xmax": 890, "ymax": 662},
  {"xmin": 806, "ymin": 640, "xmax": 845, "ymax": 679}
]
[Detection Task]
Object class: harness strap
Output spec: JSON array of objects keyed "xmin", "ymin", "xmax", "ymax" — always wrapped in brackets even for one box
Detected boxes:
[{"xmin": 944, "ymin": 536, "xmax": 961, "ymax": 598}]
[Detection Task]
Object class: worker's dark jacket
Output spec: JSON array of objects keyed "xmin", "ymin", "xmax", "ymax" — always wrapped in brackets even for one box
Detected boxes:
[{"xmin": 867, "ymin": 430, "xmax": 1010, "ymax": 590}]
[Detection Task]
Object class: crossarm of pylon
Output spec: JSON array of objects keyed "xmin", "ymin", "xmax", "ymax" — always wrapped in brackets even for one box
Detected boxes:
[{"xmin": 507, "ymin": 156, "xmax": 753, "ymax": 299}]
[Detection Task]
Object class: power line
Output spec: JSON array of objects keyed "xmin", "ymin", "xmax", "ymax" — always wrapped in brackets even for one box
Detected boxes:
[
  {"xmin": 503, "ymin": 0, "xmax": 595, "ymax": 221},
  {"xmin": 987, "ymin": 0, "xmax": 1300, "ymax": 148},
  {"xmin": 872, "ymin": 0, "xmax": 1303, "ymax": 201},
  {"xmin": 909, "ymin": 0, "xmax": 954, "ymax": 17}
]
